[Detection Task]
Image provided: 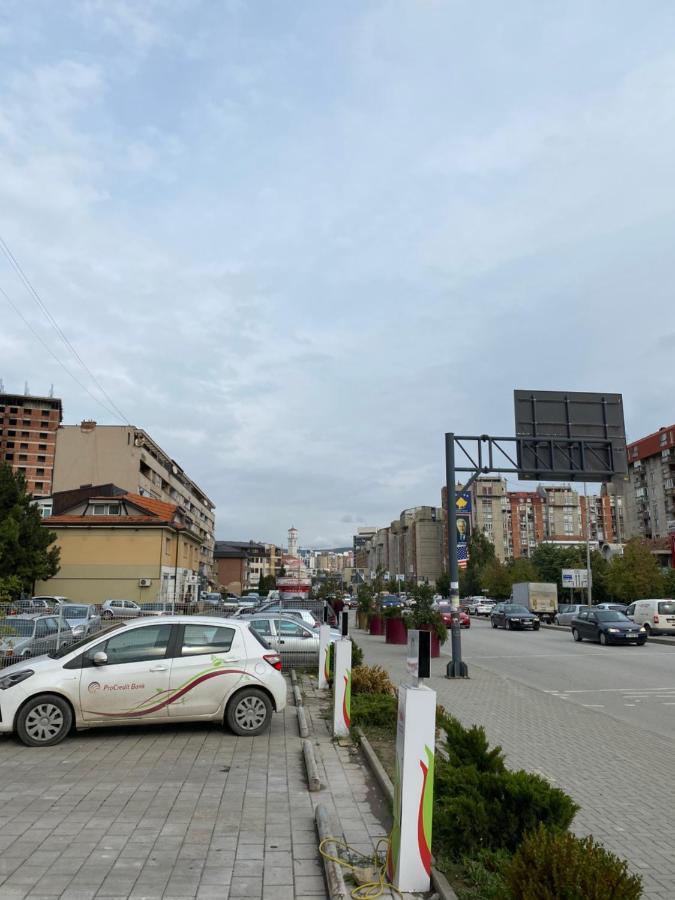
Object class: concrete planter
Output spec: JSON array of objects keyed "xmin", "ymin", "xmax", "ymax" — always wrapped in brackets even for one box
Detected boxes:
[
  {"xmin": 385, "ymin": 617, "xmax": 408, "ymax": 645},
  {"xmin": 368, "ymin": 614, "xmax": 385, "ymax": 636},
  {"xmin": 356, "ymin": 610, "xmax": 369, "ymax": 630}
]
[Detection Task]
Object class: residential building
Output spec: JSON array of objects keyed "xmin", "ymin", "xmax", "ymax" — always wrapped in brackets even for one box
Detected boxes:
[
  {"xmin": 625, "ymin": 425, "xmax": 675, "ymax": 539},
  {"xmin": 353, "ymin": 526, "xmax": 377, "ymax": 574},
  {"xmin": 541, "ymin": 486, "xmax": 583, "ymax": 540},
  {"xmin": 580, "ymin": 482, "xmax": 626, "ymax": 543},
  {"xmin": 0, "ymin": 389, "xmax": 62, "ymax": 496},
  {"xmin": 53, "ymin": 422, "xmax": 215, "ymax": 581},
  {"xmin": 471, "ymin": 477, "xmax": 509, "ymax": 561},
  {"xmin": 366, "ymin": 507, "xmax": 443, "ymax": 584},
  {"xmin": 213, "ymin": 541, "xmax": 266, "ymax": 593},
  {"xmin": 505, "ymin": 491, "xmax": 545, "ymax": 558},
  {"xmin": 34, "ymin": 486, "xmax": 201, "ymax": 604}
]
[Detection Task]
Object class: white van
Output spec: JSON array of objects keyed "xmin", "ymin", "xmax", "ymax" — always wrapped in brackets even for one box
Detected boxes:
[{"xmin": 625, "ymin": 599, "xmax": 675, "ymax": 635}]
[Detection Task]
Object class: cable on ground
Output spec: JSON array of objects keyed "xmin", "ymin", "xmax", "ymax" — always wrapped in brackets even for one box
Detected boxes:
[{"xmin": 319, "ymin": 835, "xmax": 401, "ymax": 899}]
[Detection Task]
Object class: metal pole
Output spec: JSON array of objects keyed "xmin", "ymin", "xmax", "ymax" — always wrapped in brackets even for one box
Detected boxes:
[
  {"xmin": 445, "ymin": 433, "xmax": 468, "ymax": 678},
  {"xmin": 584, "ymin": 482, "xmax": 593, "ymax": 606}
]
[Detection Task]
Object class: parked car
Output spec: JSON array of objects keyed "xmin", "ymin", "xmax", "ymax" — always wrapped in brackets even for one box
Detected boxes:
[
  {"xmin": 0, "ymin": 614, "xmax": 74, "ymax": 663},
  {"xmin": 201, "ymin": 592, "xmax": 224, "ymax": 608},
  {"xmin": 624, "ymin": 599, "xmax": 675, "ymax": 635},
  {"xmin": 435, "ymin": 601, "xmax": 470, "ymax": 629},
  {"xmin": 554, "ymin": 604, "xmax": 589, "ymax": 626},
  {"xmin": 245, "ymin": 614, "xmax": 341, "ymax": 664},
  {"xmin": 58, "ymin": 604, "xmax": 101, "ymax": 638},
  {"xmin": 0, "ymin": 616, "xmax": 286, "ymax": 746},
  {"xmin": 464, "ymin": 596, "xmax": 486, "ymax": 614},
  {"xmin": 474, "ymin": 599, "xmax": 496, "ymax": 617},
  {"xmin": 13, "ymin": 597, "xmax": 65, "ymax": 614},
  {"xmin": 594, "ymin": 603, "xmax": 628, "ymax": 613},
  {"xmin": 31, "ymin": 596, "xmax": 71, "ymax": 608},
  {"xmin": 490, "ymin": 604, "xmax": 540, "ymax": 631},
  {"xmin": 257, "ymin": 599, "xmax": 338, "ymax": 627},
  {"xmin": 571, "ymin": 609, "xmax": 647, "ymax": 645},
  {"xmin": 100, "ymin": 599, "xmax": 142, "ymax": 620}
]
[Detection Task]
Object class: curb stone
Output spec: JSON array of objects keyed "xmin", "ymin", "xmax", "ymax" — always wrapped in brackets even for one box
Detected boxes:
[
  {"xmin": 315, "ymin": 804, "xmax": 350, "ymax": 899},
  {"xmin": 356, "ymin": 727, "xmax": 459, "ymax": 900}
]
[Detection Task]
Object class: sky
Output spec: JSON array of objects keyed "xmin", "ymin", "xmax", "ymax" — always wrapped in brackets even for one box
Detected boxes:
[{"xmin": 1, "ymin": 1, "xmax": 675, "ymax": 548}]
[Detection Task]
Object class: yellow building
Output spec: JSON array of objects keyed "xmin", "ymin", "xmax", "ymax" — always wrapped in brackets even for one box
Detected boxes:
[{"xmin": 35, "ymin": 489, "xmax": 202, "ymax": 605}]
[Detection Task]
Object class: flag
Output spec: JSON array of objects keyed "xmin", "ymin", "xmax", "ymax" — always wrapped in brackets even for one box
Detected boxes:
[{"xmin": 458, "ymin": 544, "xmax": 469, "ymax": 569}]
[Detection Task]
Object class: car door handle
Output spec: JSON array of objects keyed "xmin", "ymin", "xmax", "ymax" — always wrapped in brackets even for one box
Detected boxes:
[{"xmin": 149, "ymin": 665, "xmax": 168, "ymax": 672}]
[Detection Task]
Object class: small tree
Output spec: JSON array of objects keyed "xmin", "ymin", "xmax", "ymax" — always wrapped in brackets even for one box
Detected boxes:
[
  {"xmin": 606, "ymin": 539, "xmax": 664, "ymax": 601},
  {"xmin": 0, "ymin": 464, "xmax": 59, "ymax": 594},
  {"xmin": 463, "ymin": 531, "xmax": 496, "ymax": 596},
  {"xmin": 435, "ymin": 572, "xmax": 450, "ymax": 597}
]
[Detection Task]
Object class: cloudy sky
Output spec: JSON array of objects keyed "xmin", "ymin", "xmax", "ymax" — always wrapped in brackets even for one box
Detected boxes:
[{"xmin": 1, "ymin": 1, "xmax": 674, "ymax": 548}]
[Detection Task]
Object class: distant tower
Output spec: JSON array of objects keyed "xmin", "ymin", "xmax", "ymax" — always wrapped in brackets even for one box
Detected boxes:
[{"xmin": 288, "ymin": 526, "xmax": 299, "ymax": 557}]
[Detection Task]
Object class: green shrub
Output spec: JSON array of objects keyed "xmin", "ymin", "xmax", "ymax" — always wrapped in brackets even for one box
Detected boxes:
[
  {"xmin": 504, "ymin": 825, "xmax": 642, "ymax": 900},
  {"xmin": 351, "ymin": 664, "xmax": 395, "ymax": 696},
  {"xmin": 455, "ymin": 849, "xmax": 511, "ymax": 900},
  {"xmin": 350, "ymin": 693, "xmax": 397, "ymax": 735},
  {"xmin": 433, "ymin": 763, "xmax": 578, "ymax": 860},
  {"xmin": 351, "ymin": 639, "xmax": 364, "ymax": 668},
  {"xmin": 437, "ymin": 707, "xmax": 506, "ymax": 773}
]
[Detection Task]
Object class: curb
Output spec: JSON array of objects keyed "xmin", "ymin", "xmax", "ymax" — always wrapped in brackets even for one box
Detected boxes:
[
  {"xmin": 297, "ymin": 704, "xmax": 310, "ymax": 738},
  {"xmin": 355, "ymin": 728, "xmax": 459, "ymax": 900},
  {"xmin": 303, "ymin": 738, "xmax": 322, "ymax": 792},
  {"xmin": 315, "ymin": 804, "xmax": 350, "ymax": 899}
]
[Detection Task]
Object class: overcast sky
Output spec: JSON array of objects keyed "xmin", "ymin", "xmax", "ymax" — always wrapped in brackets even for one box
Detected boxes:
[{"xmin": 1, "ymin": 2, "xmax": 674, "ymax": 548}]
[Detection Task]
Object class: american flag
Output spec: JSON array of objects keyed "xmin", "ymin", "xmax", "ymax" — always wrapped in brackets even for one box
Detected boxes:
[{"xmin": 458, "ymin": 544, "xmax": 469, "ymax": 569}]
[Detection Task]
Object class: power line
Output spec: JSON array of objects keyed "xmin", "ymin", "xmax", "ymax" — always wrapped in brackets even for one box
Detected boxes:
[
  {"xmin": 0, "ymin": 282, "xmax": 125, "ymax": 422},
  {"xmin": 0, "ymin": 235, "xmax": 130, "ymax": 424}
]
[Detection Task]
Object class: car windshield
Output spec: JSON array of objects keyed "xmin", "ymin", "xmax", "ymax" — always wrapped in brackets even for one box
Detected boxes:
[
  {"xmin": 595, "ymin": 611, "xmax": 628, "ymax": 622},
  {"xmin": 48, "ymin": 622, "xmax": 125, "ymax": 658},
  {"xmin": 2, "ymin": 618, "xmax": 34, "ymax": 637},
  {"xmin": 61, "ymin": 605, "xmax": 88, "ymax": 618},
  {"xmin": 658, "ymin": 601, "xmax": 675, "ymax": 615},
  {"xmin": 506, "ymin": 606, "xmax": 530, "ymax": 615}
]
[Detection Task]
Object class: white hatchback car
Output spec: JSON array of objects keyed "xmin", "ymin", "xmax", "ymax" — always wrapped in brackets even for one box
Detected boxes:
[{"xmin": 0, "ymin": 616, "xmax": 286, "ymax": 747}]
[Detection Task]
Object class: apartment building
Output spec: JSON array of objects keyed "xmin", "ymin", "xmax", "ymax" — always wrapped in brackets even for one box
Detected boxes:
[
  {"xmin": 506, "ymin": 491, "xmax": 545, "ymax": 558},
  {"xmin": 53, "ymin": 422, "xmax": 215, "ymax": 580},
  {"xmin": 624, "ymin": 425, "xmax": 675, "ymax": 539},
  {"xmin": 472, "ymin": 477, "xmax": 509, "ymax": 561},
  {"xmin": 0, "ymin": 390, "xmax": 62, "ymax": 496},
  {"xmin": 580, "ymin": 482, "xmax": 626, "ymax": 543},
  {"xmin": 541, "ymin": 486, "xmax": 583, "ymax": 540},
  {"xmin": 363, "ymin": 507, "xmax": 443, "ymax": 583},
  {"xmin": 213, "ymin": 541, "xmax": 266, "ymax": 593},
  {"xmin": 354, "ymin": 526, "xmax": 377, "ymax": 574}
]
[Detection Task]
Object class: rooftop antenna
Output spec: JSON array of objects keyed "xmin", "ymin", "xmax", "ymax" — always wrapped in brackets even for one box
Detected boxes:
[
  {"xmin": 0, "ymin": 378, "xmax": 4, "ymax": 392},
  {"xmin": 24, "ymin": 381, "xmax": 29, "ymax": 395},
  {"xmin": 49, "ymin": 383, "xmax": 54, "ymax": 398}
]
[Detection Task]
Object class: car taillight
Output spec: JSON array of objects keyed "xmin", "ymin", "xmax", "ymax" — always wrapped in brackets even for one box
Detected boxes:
[
  {"xmin": 264, "ymin": 653, "xmax": 282, "ymax": 671},
  {"xmin": 654, "ymin": 614, "xmax": 659, "ymax": 623}
]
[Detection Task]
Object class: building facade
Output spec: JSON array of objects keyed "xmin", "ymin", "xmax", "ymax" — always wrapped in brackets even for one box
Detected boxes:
[
  {"xmin": 0, "ymin": 390, "xmax": 62, "ymax": 496},
  {"xmin": 625, "ymin": 425, "xmax": 675, "ymax": 540},
  {"xmin": 53, "ymin": 422, "xmax": 216, "ymax": 581}
]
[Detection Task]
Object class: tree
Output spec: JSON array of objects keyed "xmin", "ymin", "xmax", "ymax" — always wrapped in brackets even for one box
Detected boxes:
[
  {"xmin": 258, "ymin": 574, "xmax": 276, "ymax": 594},
  {"xmin": 507, "ymin": 557, "xmax": 539, "ymax": 584},
  {"xmin": 663, "ymin": 568, "xmax": 675, "ymax": 598},
  {"xmin": 531, "ymin": 543, "xmax": 584, "ymax": 587},
  {"xmin": 605, "ymin": 540, "xmax": 664, "ymax": 602},
  {"xmin": 435, "ymin": 572, "xmax": 450, "ymax": 597},
  {"xmin": 0, "ymin": 464, "xmax": 60, "ymax": 596},
  {"xmin": 463, "ymin": 531, "xmax": 496, "ymax": 596},
  {"xmin": 481, "ymin": 559, "xmax": 513, "ymax": 599}
]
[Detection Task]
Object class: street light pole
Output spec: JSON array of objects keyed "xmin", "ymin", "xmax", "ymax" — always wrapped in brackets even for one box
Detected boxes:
[
  {"xmin": 445, "ymin": 433, "xmax": 468, "ymax": 678},
  {"xmin": 584, "ymin": 482, "xmax": 593, "ymax": 606}
]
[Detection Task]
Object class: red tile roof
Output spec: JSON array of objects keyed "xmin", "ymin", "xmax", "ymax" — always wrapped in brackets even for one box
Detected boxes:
[
  {"xmin": 123, "ymin": 493, "xmax": 178, "ymax": 520},
  {"xmin": 47, "ymin": 515, "xmax": 170, "ymax": 526}
]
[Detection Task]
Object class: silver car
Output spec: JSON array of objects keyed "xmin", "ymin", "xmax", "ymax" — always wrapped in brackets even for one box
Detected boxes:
[
  {"xmin": 58, "ymin": 604, "xmax": 101, "ymax": 638},
  {"xmin": 100, "ymin": 599, "xmax": 142, "ymax": 620},
  {"xmin": 0, "ymin": 614, "xmax": 74, "ymax": 663},
  {"xmin": 245, "ymin": 615, "xmax": 340, "ymax": 664},
  {"xmin": 555, "ymin": 604, "xmax": 589, "ymax": 626}
]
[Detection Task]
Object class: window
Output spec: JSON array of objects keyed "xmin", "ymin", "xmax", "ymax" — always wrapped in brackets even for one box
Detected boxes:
[
  {"xmin": 181, "ymin": 624, "xmax": 234, "ymax": 656},
  {"xmin": 37, "ymin": 455, "xmax": 45, "ymax": 463},
  {"xmin": 88, "ymin": 623, "xmax": 172, "ymax": 665},
  {"xmin": 19, "ymin": 454, "xmax": 27, "ymax": 462},
  {"xmin": 20, "ymin": 443, "xmax": 28, "ymax": 449},
  {"xmin": 249, "ymin": 619, "xmax": 272, "ymax": 637},
  {"xmin": 35, "ymin": 482, "xmax": 44, "ymax": 491},
  {"xmin": 20, "ymin": 431, "xmax": 28, "ymax": 438},
  {"xmin": 6, "ymin": 441, "xmax": 14, "ymax": 449},
  {"xmin": 5, "ymin": 453, "xmax": 13, "ymax": 461},
  {"xmin": 36, "ymin": 468, "xmax": 44, "ymax": 476},
  {"xmin": 41, "ymin": 421, "xmax": 49, "ymax": 428},
  {"xmin": 8, "ymin": 418, "xmax": 16, "ymax": 425},
  {"xmin": 39, "ymin": 433, "xmax": 48, "ymax": 440},
  {"xmin": 277, "ymin": 619, "xmax": 307, "ymax": 637},
  {"xmin": 35, "ymin": 619, "xmax": 48, "ymax": 637},
  {"xmin": 7, "ymin": 430, "xmax": 15, "ymax": 437}
]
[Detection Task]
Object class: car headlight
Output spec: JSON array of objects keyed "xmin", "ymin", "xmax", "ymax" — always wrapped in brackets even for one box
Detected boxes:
[
  {"xmin": 607, "ymin": 628, "xmax": 620, "ymax": 633},
  {"xmin": 0, "ymin": 669, "xmax": 34, "ymax": 690},
  {"xmin": 640, "ymin": 627, "xmax": 646, "ymax": 633},
  {"xmin": 72, "ymin": 626, "xmax": 84, "ymax": 636}
]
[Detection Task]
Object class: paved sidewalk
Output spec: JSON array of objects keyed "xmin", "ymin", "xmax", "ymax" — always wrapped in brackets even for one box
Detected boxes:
[
  {"xmin": 353, "ymin": 626, "xmax": 675, "ymax": 900},
  {"xmin": 0, "ymin": 674, "xmax": 401, "ymax": 900}
]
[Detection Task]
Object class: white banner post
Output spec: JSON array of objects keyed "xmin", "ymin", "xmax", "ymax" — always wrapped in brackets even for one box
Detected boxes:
[
  {"xmin": 318, "ymin": 624, "xmax": 331, "ymax": 689},
  {"xmin": 332, "ymin": 638, "xmax": 352, "ymax": 738},
  {"xmin": 386, "ymin": 630, "xmax": 436, "ymax": 893}
]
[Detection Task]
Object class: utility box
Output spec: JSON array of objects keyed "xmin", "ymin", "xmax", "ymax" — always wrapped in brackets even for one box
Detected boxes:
[{"xmin": 512, "ymin": 582, "xmax": 558, "ymax": 622}]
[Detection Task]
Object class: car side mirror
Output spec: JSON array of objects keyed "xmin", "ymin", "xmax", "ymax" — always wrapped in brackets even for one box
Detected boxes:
[{"xmin": 93, "ymin": 651, "xmax": 108, "ymax": 666}]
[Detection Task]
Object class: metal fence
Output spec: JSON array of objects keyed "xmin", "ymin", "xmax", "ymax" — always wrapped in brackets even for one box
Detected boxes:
[{"xmin": 0, "ymin": 601, "xmax": 325, "ymax": 671}]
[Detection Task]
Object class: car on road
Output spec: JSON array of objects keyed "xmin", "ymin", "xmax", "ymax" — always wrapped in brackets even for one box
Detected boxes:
[
  {"xmin": 435, "ymin": 601, "xmax": 470, "ymax": 628},
  {"xmin": 624, "ymin": 599, "xmax": 675, "ymax": 635},
  {"xmin": 554, "ymin": 604, "xmax": 589, "ymax": 626},
  {"xmin": 594, "ymin": 602, "xmax": 628, "ymax": 613},
  {"xmin": 58, "ymin": 604, "xmax": 101, "ymax": 638},
  {"xmin": 490, "ymin": 604, "xmax": 540, "ymax": 631},
  {"xmin": 100, "ymin": 599, "xmax": 142, "ymax": 620},
  {"xmin": 570, "ymin": 608, "xmax": 647, "ymax": 645},
  {"xmin": 244, "ymin": 614, "xmax": 341, "ymax": 664},
  {"xmin": 380, "ymin": 595, "xmax": 403, "ymax": 608},
  {"xmin": 474, "ymin": 599, "xmax": 496, "ymax": 617},
  {"xmin": 0, "ymin": 614, "xmax": 74, "ymax": 662},
  {"xmin": 0, "ymin": 615, "xmax": 286, "ymax": 747}
]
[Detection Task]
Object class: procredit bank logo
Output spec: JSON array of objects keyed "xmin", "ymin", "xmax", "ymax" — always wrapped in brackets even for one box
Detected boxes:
[{"xmin": 87, "ymin": 681, "xmax": 100, "ymax": 694}]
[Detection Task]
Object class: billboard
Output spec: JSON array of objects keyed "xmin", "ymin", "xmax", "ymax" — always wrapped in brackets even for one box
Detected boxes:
[{"xmin": 514, "ymin": 390, "xmax": 627, "ymax": 481}]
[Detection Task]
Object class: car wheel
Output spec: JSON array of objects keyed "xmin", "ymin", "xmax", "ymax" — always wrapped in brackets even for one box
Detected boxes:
[
  {"xmin": 226, "ymin": 688, "xmax": 272, "ymax": 737},
  {"xmin": 554, "ymin": 616, "xmax": 560, "ymax": 626},
  {"xmin": 16, "ymin": 694, "xmax": 72, "ymax": 747},
  {"xmin": 491, "ymin": 619, "xmax": 497, "ymax": 629},
  {"xmin": 643, "ymin": 623, "xmax": 652, "ymax": 636},
  {"xmin": 600, "ymin": 632, "xmax": 608, "ymax": 646},
  {"xmin": 101, "ymin": 610, "xmax": 113, "ymax": 620},
  {"xmin": 572, "ymin": 628, "xmax": 582, "ymax": 642},
  {"xmin": 534, "ymin": 623, "xmax": 540, "ymax": 631},
  {"xmin": 507, "ymin": 620, "xmax": 513, "ymax": 630}
]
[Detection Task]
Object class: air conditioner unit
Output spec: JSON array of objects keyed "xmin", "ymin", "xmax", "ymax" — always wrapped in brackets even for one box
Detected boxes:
[{"xmin": 138, "ymin": 578, "xmax": 152, "ymax": 588}]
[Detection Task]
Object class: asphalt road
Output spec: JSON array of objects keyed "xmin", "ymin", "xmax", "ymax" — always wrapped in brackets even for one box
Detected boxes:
[{"xmin": 454, "ymin": 617, "xmax": 675, "ymax": 742}]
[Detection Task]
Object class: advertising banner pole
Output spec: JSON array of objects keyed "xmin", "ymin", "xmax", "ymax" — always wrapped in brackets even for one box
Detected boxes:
[
  {"xmin": 318, "ymin": 624, "xmax": 331, "ymax": 689},
  {"xmin": 332, "ymin": 637, "xmax": 352, "ymax": 738}
]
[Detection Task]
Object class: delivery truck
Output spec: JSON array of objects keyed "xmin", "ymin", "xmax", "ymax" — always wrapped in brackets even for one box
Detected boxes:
[{"xmin": 511, "ymin": 582, "xmax": 558, "ymax": 623}]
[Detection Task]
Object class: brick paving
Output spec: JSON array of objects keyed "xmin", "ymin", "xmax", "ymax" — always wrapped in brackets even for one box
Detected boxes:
[
  {"xmin": 0, "ymin": 675, "xmax": 400, "ymax": 900},
  {"xmin": 354, "ymin": 625, "xmax": 675, "ymax": 900}
]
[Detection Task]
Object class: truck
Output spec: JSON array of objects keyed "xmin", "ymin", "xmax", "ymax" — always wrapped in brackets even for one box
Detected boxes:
[{"xmin": 511, "ymin": 582, "xmax": 558, "ymax": 623}]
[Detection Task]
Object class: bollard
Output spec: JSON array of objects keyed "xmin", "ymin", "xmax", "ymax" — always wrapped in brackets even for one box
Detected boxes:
[
  {"xmin": 332, "ymin": 638, "xmax": 352, "ymax": 738},
  {"xmin": 318, "ymin": 624, "xmax": 331, "ymax": 689}
]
